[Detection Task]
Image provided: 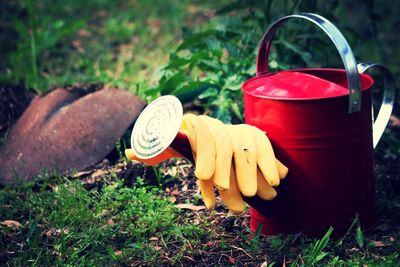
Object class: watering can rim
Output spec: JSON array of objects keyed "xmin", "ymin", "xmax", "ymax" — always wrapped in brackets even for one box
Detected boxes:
[{"xmin": 242, "ymin": 67, "xmax": 374, "ymax": 101}]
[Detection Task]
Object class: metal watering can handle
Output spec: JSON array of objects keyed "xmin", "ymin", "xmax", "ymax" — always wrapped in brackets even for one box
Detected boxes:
[
  {"xmin": 257, "ymin": 13, "xmax": 361, "ymax": 114},
  {"xmin": 357, "ymin": 63, "xmax": 396, "ymax": 148}
]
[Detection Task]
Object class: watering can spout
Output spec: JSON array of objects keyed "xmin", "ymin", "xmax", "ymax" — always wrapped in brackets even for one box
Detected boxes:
[{"xmin": 129, "ymin": 95, "xmax": 193, "ymax": 164}]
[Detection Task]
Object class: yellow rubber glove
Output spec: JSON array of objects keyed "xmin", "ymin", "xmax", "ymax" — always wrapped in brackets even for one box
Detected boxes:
[
  {"xmin": 192, "ymin": 115, "xmax": 288, "ymax": 213},
  {"xmin": 225, "ymin": 123, "xmax": 284, "ymax": 196},
  {"xmin": 125, "ymin": 114, "xmax": 288, "ymax": 213}
]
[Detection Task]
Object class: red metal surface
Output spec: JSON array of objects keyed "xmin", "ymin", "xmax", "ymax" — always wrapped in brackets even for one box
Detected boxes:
[
  {"xmin": 243, "ymin": 69, "xmax": 373, "ymax": 100},
  {"xmin": 243, "ymin": 68, "xmax": 376, "ymax": 236}
]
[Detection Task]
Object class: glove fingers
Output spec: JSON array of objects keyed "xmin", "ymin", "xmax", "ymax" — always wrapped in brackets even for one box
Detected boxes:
[
  {"xmin": 181, "ymin": 114, "xmax": 216, "ymax": 180},
  {"xmin": 199, "ymin": 115, "xmax": 232, "ymax": 190},
  {"xmin": 198, "ymin": 179, "xmax": 216, "ymax": 209},
  {"xmin": 227, "ymin": 125, "xmax": 257, "ymax": 196},
  {"xmin": 181, "ymin": 115, "xmax": 198, "ymax": 154},
  {"xmin": 276, "ymin": 159, "xmax": 289, "ymax": 179},
  {"xmin": 251, "ymin": 127, "xmax": 280, "ymax": 186},
  {"xmin": 219, "ymin": 165, "xmax": 246, "ymax": 213},
  {"xmin": 256, "ymin": 168, "xmax": 278, "ymax": 200}
]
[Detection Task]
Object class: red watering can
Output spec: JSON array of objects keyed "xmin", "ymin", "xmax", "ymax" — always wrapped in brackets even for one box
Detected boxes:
[
  {"xmin": 242, "ymin": 13, "xmax": 395, "ymax": 236},
  {"xmin": 129, "ymin": 13, "xmax": 395, "ymax": 237}
]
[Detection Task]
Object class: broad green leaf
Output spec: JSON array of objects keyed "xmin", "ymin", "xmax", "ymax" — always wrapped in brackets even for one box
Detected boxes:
[
  {"xmin": 177, "ymin": 30, "xmax": 220, "ymax": 51},
  {"xmin": 164, "ymin": 54, "xmax": 191, "ymax": 69},
  {"xmin": 158, "ymin": 72, "xmax": 186, "ymax": 95},
  {"xmin": 139, "ymin": 88, "xmax": 160, "ymax": 101},
  {"xmin": 191, "ymin": 50, "xmax": 213, "ymax": 61},
  {"xmin": 198, "ymin": 59, "xmax": 221, "ymax": 72},
  {"xmin": 198, "ymin": 88, "xmax": 218, "ymax": 99},
  {"xmin": 172, "ymin": 81, "xmax": 216, "ymax": 103},
  {"xmin": 224, "ymin": 74, "xmax": 243, "ymax": 91},
  {"xmin": 202, "ymin": 73, "xmax": 222, "ymax": 86}
]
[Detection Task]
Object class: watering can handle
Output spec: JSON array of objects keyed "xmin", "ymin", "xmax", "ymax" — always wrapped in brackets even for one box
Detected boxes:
[
  {"xmin": 357, "ymin": 63, "xmax": 396, "ymax": 148},
  {"xmin": 257, "ymin": 13, "xmax": 362, "ymax": 114}
]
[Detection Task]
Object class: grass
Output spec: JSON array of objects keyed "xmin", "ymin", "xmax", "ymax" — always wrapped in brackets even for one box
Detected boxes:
[{"xmin": 0, "ymin": 175, "xmax": 207, "ymax": 265}]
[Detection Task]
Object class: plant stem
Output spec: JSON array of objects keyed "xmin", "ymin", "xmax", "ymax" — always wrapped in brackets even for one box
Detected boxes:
[{"xmin": 28, "ymin": 0, "xmax": 38, "ymax": 90}]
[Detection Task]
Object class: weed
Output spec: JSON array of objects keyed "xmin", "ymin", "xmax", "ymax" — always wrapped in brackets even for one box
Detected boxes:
[
  {"xmin": 151, "ymin": 166, "xmax": 164, "ymax": 186},
  {"xmin": 27, "ymin": 0, "xmax": 38, "ymax": 90},
  {"xmin": 355, "ymin": 223, "xmax": 364, "ymax": 249},
  {"xmin": 240, "ymin": 222, "xmax": 263, "ymax": 252},
  {"xmin": 191, "ymin": 192, "xmax": 203, "ymax": 205},
  {"xmin": 269, "ymin": 235, "xmax": 284, "ymax": 251},
  {"xmin": 299, "ymin": 227, "xmax": 334, "ymax": 266}
]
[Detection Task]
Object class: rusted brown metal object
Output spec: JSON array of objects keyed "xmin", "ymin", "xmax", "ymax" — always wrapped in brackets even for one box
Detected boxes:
[{"xmin": 0, "ymin": 87, "xmax": 145, "ymax": 184}]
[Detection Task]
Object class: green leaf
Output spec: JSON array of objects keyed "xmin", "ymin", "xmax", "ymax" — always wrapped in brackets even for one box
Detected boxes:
[
  {"xmin": 193, "ymin": 50, "xmax": 213, "ymax": 60},
  {"xmin": 177, "ymin": 30, "xmax": 220, "ymax": 51},
  {"xmin": 315, "ymin": 251, "xmax": 329, "ymax": 262},
  {"xmin": 254, "ymin": 222, "xmax": 263, "ymax": 238},
  {"xmin": 225, "ymin": 42, "xmax": 243, "ymax": 58},
  {"xmin": 202, "ymin": 73, "xmax": 222, "ymax": 86},
  {"xmin": 14, "ymin": 21, "xmax": 29, "ymax": 40},
  {"xmin": 224, "ymin": 74, "xmax": 243, "ymax": 91},
  {"xmin": 139, "ymin": 87, "xmax": 160, "ymax": 101},
  {"xmin": 231, "ymin": 102, "xmax": 243, "ymax": 122},
  {"xmin": 164, "ymin": 54, "xmax": 191, "ymax": 69},
  {"xmin": 198, "ymin": 59, "xmax": 221, "ymax": 71},
  {"xmin": 198, "ymin": 88, "xmax": 218, "ymax": 99},
  {"xmin": 106, "ymin": 246, "xmax": 117, "ymax": 260},
  {"xmin": 356, "ymin": 225, "xmax": 364, "ymax": 248},
  {"xmin": 158, "ymin": 72, "xmax": 186, "ymax": 95},
  {"xmin": 336, "ymin": 215, "xmax": 359, "ymax": 247},
  {"xmin": 206, "ymin": 38, "xmax": 222, "ymax": 58},
  {"xmin": 172, "ymin": 82, "xmax": 216, "ymax": 103},
  {"xmin": 309, "ymin": 226, "xmax": 333, "ymax": 263},
  {"xmin": 166, "ymin": 50, "xmax": 213, "ymax": 71},
  {"xmin": 212, "ymin": 105, "xmax": 231, "ymax": 123}
]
